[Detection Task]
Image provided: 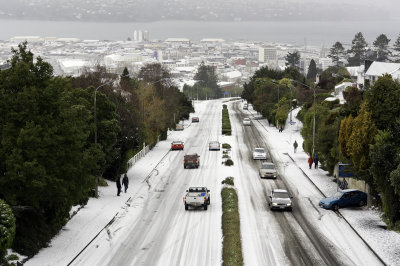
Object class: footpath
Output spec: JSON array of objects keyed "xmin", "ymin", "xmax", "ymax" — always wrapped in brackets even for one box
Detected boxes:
[{"xmin": 249, "ymin": 106, "xmax": 400, "ymax": 266}]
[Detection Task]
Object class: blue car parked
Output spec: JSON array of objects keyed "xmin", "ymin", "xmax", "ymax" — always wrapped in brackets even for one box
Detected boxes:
[{"xmin": 319, "ymin": 189, "xmax": 367, "ymax": 211}]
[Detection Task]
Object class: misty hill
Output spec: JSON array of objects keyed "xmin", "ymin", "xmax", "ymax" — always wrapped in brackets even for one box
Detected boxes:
[{"xmin": 0, "ymin": 0, "xmax": 391, "ymax": 22}]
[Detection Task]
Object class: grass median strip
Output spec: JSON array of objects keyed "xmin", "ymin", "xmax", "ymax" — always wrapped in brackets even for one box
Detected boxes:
[{"xmin": 221, "ymin": 177, "xmax": 243, "ymax": 266}]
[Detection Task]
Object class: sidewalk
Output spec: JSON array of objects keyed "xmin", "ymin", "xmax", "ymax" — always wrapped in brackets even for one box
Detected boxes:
[{"xmin": 250, "ymin": 106, "xmax": 400, "ymax": 265}]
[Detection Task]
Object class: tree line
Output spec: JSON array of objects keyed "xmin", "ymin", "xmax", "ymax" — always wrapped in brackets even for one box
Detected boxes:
[
  {"xmin": 0, "ymin": 42, "xmax": 194, "ymax": 262},
  {"xmin": 328, "ymin": 32, "xmax": 400, "ymax": 66},
  {"xmin": 242, "ymin": 64, "xmax": 400, "ymax": 231}
]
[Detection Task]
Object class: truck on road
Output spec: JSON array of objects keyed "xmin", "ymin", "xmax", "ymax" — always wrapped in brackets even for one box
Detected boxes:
[{"xmin": 183, "ymin": 187, "xmax": 210, "ymax": 210}]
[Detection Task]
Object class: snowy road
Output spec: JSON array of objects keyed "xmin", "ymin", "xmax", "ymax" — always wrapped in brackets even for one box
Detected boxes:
[{"xmin": 70, "ymin": 99, "xmax": 382, "ymax": 266}]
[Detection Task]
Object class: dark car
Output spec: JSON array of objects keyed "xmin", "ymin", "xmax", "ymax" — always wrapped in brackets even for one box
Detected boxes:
[
  {"xmin": 319, "ymin": 189, "xmax": 367, "ymax": 211},
  {"xmin": 184, "ymin": 153, "xmax": 200, "ymax": 169},
  {"xmin": 192, "ymin": 117, "xmax": 199, "ymax": 123}
]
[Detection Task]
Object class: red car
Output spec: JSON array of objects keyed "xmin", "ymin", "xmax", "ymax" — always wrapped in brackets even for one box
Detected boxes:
[
  {"xmin": 171, "ymin": 141, "xmax": 184, "ymax": 150},
  {"xmin": 192, "ymin": 117, "xmax": 199, "ymax": 123}
]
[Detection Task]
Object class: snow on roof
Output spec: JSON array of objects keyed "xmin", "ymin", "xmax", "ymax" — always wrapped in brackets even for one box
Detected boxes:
[
  {"xmin": 58, "ymin": 59, "xmax": 88, "ymax": 68},
  {"xmin": 365, "ymin": 62, "xmax": 400, "ymax": 76},
  {"xmin": 346, "ymin": 66, "xmax": 362, "ymax": 76},
  {"xmin": 165, "ymin": 38, "xmax": 190, "ymax": 42},
  {"xmin": 324, "ymin": 97, "xmax": 339, "ymax": 102},
  {"xmin": 223, "ymin": 70, "xmax": 242, "ymax": 79}
]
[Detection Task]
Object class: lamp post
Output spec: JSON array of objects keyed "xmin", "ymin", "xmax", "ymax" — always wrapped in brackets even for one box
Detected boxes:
[
  {"xmin": 94, "ymin": 81, "xmax": 113, "ymax": 197},
  {"xmin": 290, "ymin": 79, "xmax": 316, "ymax": 156}
]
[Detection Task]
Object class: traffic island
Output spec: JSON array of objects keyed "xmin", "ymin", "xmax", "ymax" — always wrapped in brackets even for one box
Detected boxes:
[{"xmin": 221, "ymin": 177, "xmax": 243, "ymax": 266}]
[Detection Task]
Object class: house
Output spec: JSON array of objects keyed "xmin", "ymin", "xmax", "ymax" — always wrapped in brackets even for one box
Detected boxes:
[{"xmin": 365, "ymin": 61, "xmax": 400, "ymax": 85}]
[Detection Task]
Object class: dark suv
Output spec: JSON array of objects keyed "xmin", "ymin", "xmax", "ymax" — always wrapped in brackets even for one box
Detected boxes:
[{"xmin": 184, "ymin": 154, "xmax": 200, "ymax": 169}]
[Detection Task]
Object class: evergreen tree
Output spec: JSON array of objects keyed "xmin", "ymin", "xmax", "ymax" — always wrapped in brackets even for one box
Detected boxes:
[
  {"xmin": 347, "ymin": 32, "xmax": 368, "ymax": 66},
  {"xmin": 373, "ymin": 34, "xmax": 391, "ymax": 62},
  {"xmin": 193, "ymin": 62, "xmax": 220, "ymax": 99},
  {"xmin": 366, "ymin": 74, "xmax": 400, "ymax": 130},
  {"xmin": 285, "ymin": 51, "xmax": 300, "ymax": 69},
  {"xmin": 0, "ymin": 199, "xmax": 15, "ymax": 263},
  {"xmin": 347, "ymin": 102, "xmax": 376, "ymax": 183},
  {"xmin": 393, "ymin": 34, "xmax": 400, "ymax": 60},
  {"xmin": 328, "ymin": 41, "xmax": 346, "ymax": 66},
  {"xmin": 306, "ymin": 59, "xmax": 317, "ymax": 81},
  {"xmin": 370, "ymin": 130, "xmax": 400, "ymax": 226}
]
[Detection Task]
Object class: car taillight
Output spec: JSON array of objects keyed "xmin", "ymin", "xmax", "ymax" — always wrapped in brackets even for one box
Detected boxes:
[{"xmin": 204, "ymin": 197, "xmax": 206, "ymax": 202}]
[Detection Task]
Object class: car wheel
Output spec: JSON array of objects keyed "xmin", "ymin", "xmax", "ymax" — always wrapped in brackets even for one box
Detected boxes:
[
  {"xmin": 207, "ymin": 197, "xmax": 210, "ymax": 205},
  {"xmin": 184, "ymin": 165, "xmax": 186, "ymax": 169},
  {"xmin": 185, "ymin": 204, "xmax": 188, "ymax": 210},
  {"xmin": 204, "ymin": 204, "xmax": 208, "ymax": 210},
  {"xmin": 332, "ymin": 204, "xmax": 339, "ymax": 211},
  {"xmin": 359, "ymin": 200, "xmax": 365, "ymax": 207}
]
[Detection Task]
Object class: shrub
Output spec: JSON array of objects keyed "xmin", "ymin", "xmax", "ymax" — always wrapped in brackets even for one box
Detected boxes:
[
  {"xmin": 222, "ymin": 143, "xmax": 231, "ymax": 149},
  {"xmin": 223, "ymin": 104, "xmax": 227, "ymax": 109},
  {"xmin": 224, "ymin": 159, "xmax": 234, "ymax": 166},
  {"xmin": 221, "ymin": 188, "xmax": 243, "ymax": 266},
  {"xmin": 221, "ymin": 177, "xmax": 235, "ymax": 186}
]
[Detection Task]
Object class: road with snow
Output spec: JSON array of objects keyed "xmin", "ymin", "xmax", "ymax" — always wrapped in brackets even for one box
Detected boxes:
[{"xmin": 59, "ymin": 99, "xmax": 383, "ymax": 266}]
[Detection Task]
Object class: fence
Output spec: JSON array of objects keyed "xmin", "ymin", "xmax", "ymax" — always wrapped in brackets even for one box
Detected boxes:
[{"xmin": 126, "ymin": 136, "xmax": 160, "ymax": 170}]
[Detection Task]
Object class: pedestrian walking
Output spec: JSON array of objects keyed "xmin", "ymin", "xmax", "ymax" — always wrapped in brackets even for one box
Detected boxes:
[
  {"xmin": 116, "ymin": 176, "xmax": 122, "ymax": 196},
  {"xmin": 308, "ymin": 156, "xmax": 313, "ymax": 169},
  {"xmin": 293, "ymin": 140, "xmax": 298, "ymax": 153},
  {"xmin": 122, "ymin": 173, "xmax": 129, "ymax": 193},
  {"xmin": 314, "ymin": 154, "xmax": 319, "ymax": 169}
]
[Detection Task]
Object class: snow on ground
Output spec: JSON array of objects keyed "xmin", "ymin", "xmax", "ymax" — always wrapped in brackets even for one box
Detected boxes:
[{"xmin": 25, "ymin": 100, "xmax": 400, "ymax": 266}]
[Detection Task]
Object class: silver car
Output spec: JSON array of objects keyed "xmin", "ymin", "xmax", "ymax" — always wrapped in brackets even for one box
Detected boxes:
[
  {"xmin": 268, "ymin": 189, "xmax": 293, "ymax": 211},
  {"xmin": 243, "ymin": 117, "xmax": 251, "ymax": 126},
  {"xmin": 253, "ymin": 147, "xmax": 267, "ymax": 160},
  {"xmin": 209, "ymin": 141, "xmax": 220, "ymax": 151},
  {"xmin": 259, "ymin": 162, "xmax": 277, "ymax": 179}
]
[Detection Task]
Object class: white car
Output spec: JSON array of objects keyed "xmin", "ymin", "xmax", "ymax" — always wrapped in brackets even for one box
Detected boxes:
[
  {"xmin": 183, "ymin": 187, "xmax": 210, "ymax": 210},
  {"xmin": 253, "ymin": 147, "xmax": 267, "ymax": 160},
  {"xmin": 268, "ymin": 189, "xmax": 293, "ymax": 211},
  {"xmin": 209, "ymin": 141, "xmax": 221, "ymax": 151},
  {"xmin": 259, "ymin": 162, "xmax": 277, "ymax": 179},
  {"xmin": 243, "ymin": 117, "xmax": 251, "ymax": 126}
]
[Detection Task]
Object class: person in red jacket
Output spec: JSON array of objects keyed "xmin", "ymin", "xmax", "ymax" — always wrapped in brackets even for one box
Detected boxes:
[{"xmin": 308, "ymin": 156, "xmax": 313, "ymax": 169}]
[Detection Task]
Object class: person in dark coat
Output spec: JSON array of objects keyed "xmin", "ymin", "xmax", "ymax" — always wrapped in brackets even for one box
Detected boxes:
[
  {"xmin": 122, "ymin": 173, "xmax": 129, "ymax": 193},
  {"xmin": 314, "ymin": 154, "xmax": 319, "ymax": 169},
  {"xmin": 308, "ymin": 156, "xmax": 313, "ymax": 169},
  {"xmin": 116, "ymin": 176, "xmax": 122, "ymax": 196}
]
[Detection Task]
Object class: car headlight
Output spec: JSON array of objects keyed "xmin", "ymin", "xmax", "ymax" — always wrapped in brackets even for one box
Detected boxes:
[
  {"xmin": 272, "ymin": 202, "xmax": 278, "ymax": 206},
  {"xmin": 286, "ymin": 202, "xmax": 292, "ymax": 206}
]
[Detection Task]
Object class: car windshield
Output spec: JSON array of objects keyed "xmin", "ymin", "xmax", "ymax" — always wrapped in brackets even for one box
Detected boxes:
[
  {"xmin": 185, "ymin": 155, "xmax": 197, "ymax": 159},
  {"xmin": 255, "ymin": 148, "xmax": 264, "ymax": 153},
  {"xmin": 189, "ymin": 187, "xmax": 205, "ymax": 192},
  {"xmin": 244, "ymin": 118, "xmax": 250, "ymax": 121},
  {"xmin": 333, "ymin": 191, "xmax": 344, "ymax": 199},
  {"xmin": 172, "ymin": 141, "xmax": 181, "ymax": 144},
  {"xmin": 273, "ymin": 192, "xmax": 289, "ymax": 198},
  {"xmin": 262, "ymin": 164, "xmax": 275, "ymax": 169}
]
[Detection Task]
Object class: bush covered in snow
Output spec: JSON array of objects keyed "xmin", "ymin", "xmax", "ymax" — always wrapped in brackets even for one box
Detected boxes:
[{"xmin": 0, "ymin": 199, "xmax": 16, "ymax": 263}]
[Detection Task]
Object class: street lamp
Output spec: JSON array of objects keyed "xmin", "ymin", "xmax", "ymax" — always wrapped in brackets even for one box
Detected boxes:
[
  {"xmin": 290, "ymin": 79, "xmax": 316, "ymax": 156},
  {"xmin": 94, "ymin": 81, "xmax": 113, "ymax": 197}
]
